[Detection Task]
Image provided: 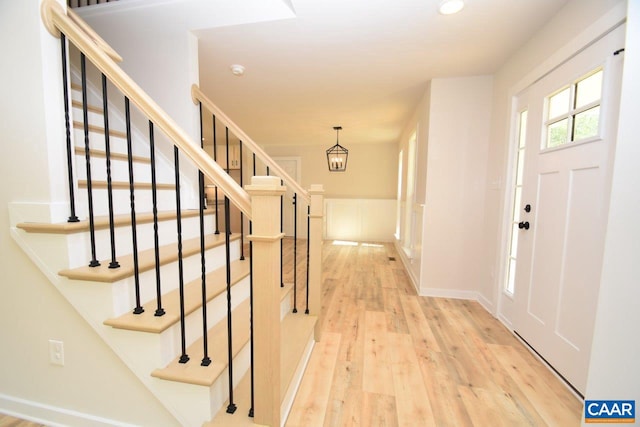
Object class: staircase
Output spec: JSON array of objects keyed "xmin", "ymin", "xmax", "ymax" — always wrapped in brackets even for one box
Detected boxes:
[{"xmin": 9, "ymin": 1, "xmax": 323, "ymax": 426}]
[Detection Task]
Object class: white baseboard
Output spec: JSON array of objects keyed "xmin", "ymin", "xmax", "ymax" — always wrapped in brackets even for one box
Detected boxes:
[
  {"xmin": 476, "ymin": 293, "xmax": 495, "ymax": 315},
  {"xmin": 418, "ymin": 288, "xmax": 478, "ymax": 300},
  {"xmin": 0, "ymin": 393, "xmax": 137, "ymax": 427}
]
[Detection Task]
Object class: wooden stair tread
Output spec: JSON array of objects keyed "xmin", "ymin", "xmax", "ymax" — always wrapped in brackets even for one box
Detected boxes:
[
  {"xmin": 151, "ymin": 299, "xmax": 251, "ymax": 386},
  {"xmin": 280, "ymin": 312, "xmax": 317, "ymax": 398},
  {"xmin": 17, "ymin": 209, "xmax": 212, "ymax": 234},
  {"xmin": 78, "ymin": 179, "xmax": 175, "ymax": 190},
  {"xmin": 71, "ymin": 99, "xmax": 102, "ymax": 115},
  {"xmin": 59, "ymin": 232, "xmax": 241, "ymax": 283},
  {"xmin": 203, "ymin": 370, "xmax": 255, "ymax": 426},
  {"xmin": 104, "ymin": 258, "xmax": 250, "ymax": 333},
  {"xmin": 74, "ymin": 146, "xmax": 150, "ymax": 164},
  {"xmin": 73, "ymin": 120, "xmax": 127, "ymax": 139}
]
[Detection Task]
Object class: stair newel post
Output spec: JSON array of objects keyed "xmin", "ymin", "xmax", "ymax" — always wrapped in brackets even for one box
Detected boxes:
[
  {"xmin": 80, "ymin": 53, "xmax": 100, "ymax": 267},
  {"xmin": 198, "ymin": 103, "xmax": 211, "ymax": 366},
  {"xmin": 101, "ymin": 73, "xmax": 119, "ymax": 269},
  {"xmin": 148, "ymin": 121, "xmax": 164, "ymax": 317},
  {"xmin": 307, "ymin": 185, "xmax": 324, "ymax": 339},
  {"xmin": 124, "ymin": 97, "xmax": 143, "ymax": 314},
  {"xmin": 293, "ymin": 192, "xmax": 298, "ymax": 313},
  {"xmin": 223, "ymin": 196, "xmax": 236, "ymax": 413},
  {"xmin": 212, "ymin": 114, "xmax": 220, "ymax": 235},
  {"xmin": 239, "ymin": 140, "xmax": 245, "ymax": 261},
  {"xmin": 60, "ymin": 34, "xmax": 79, "ymax": 224},
  {"xmin": 174, "ymin": 146, "xmax": 189, "ymax": 363},
  {"xmin": 246, "ymin": 176, "xmax": 286, "ymax": 426}
]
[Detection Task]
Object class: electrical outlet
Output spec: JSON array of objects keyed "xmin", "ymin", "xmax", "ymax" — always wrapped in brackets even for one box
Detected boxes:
[{"xmin": 48, "ymin": 339, "xmax": 64, "ymax": 366}]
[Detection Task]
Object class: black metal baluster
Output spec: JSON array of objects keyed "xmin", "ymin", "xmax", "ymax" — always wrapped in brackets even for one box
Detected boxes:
[
  {"xmin": 60, "ymin": 35, "xmax": 79, "ymax": 224},
  {"xmin": 101, "ymin": 74, "xmax": 119, "ymax": 269},
  {"xmin": 149, "ymin": 122, "xmax": 165, "ymax": 317},
  {"xmin": 248, "ymin": 216, "xmax": 254, "ymax": 418},
  {"xmin": 225, "ymin": 127, "xmax": 230, "ymax": 174},
  {"xmin": 225, "ymin": 127, "xmax": 231, "ymax": 235},
  {"xmin": 293, "ymin": 193, "xmax": 298, "ymax": 313},
  {"xmin": 249, "ymin": 152, "xmax": 256, "ymax": 418},
  {"xmin": 239, "ymin": 140, "xmax": 245, "ymax": 261},
  {"xmin": 212, "ymin": 115, "xmax": 220, "ymax": 235},
  {"xmin": 305, "ymin": 204, "xmax": 310, "ymax": 314},
  {"xmin": 199, "ymin": 103, "xmax": 211, "ymax": 366},
  {"xmin": 175, "ymin": 147, "xmax": 189, "ymax": 364},
  {"xmin": 124, "ymin": 98, "xmax": 143, "ymax": 314},
  {"xmin": 224, "ymin": 196, "xmax": 237, "ymax": 413},
  {"xmin": 80, "ymin": 54, "xmax": 100, "ymax": 267},
  {"xmin": 281, "ymin": 179, "xmax": 284, "ymax": 288}
]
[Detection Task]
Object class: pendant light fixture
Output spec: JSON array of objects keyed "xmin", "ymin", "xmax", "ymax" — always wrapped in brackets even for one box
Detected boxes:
[{"xmin": 326, "ymin": 126, "xmax": 348, "ymax": 172}]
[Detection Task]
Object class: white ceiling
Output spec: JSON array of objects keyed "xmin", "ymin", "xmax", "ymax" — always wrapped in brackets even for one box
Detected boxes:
[{"xmin": 194, "ymin": 0, "xmax": 570, "ymax": 147}]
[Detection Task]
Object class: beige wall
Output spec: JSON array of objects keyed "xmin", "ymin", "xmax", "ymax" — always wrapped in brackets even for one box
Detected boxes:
[
  {"xmin": 0, "ymin": 1, "xmax": 178, "ymax": 424},
  {"xmin": 263, "ymin": 142, "xmax": 398, "ymax": 199},
  {"xmin": 422, "ymin": 76, "xmax": 493, "ymax": 297}
]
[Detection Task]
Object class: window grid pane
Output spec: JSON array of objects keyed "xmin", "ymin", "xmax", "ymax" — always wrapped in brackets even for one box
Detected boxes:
[
  {"xmin": 573, "ymin": 105, "xmax": 600, "ymax": 141},
  {"xmin": 548, "ymin": 118, "xmax": 569, "ymax": 148},
  {"xmin": 575, "ymin": 70, "xmax": 603, "ymax": 109},
  {"xmin": 548, "ymin": 87, "xmax": 570, "ymax": 119}
]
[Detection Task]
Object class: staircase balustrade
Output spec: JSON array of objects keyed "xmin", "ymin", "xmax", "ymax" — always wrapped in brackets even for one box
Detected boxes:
[{"xmin": 39, "ymin": 1, "xmax": 324, "ymax": 425}]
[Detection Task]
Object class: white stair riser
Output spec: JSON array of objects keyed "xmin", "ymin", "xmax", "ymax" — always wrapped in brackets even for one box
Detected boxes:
[
  {"xmin": 73, "ymin": 127, "xmax": 150, "ymax": 157},
  {"xmin": 110, "ymin": 239, "xmax": 242, "ymax": 317},
  {"xmin": 158, "ymin": 275, "xmax": 250, "ymax": 366},
  {"xmin": 75, "ymin": 186, "xmax": 178, "ymax": 217},
  {"xmin": 65, "ymin": 212, "xmax": 217, "ymax": 269}
]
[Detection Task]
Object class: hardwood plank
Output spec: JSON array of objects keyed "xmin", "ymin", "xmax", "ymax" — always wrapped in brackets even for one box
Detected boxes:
[
  {"xmin": 417, "ymin": 348, "xmax": 474, "ymax": 427},
  {"xmin": 399, "ymin": 295, "xmax": 441, "ymax": 352},
  {"xmin": 488, "ymin": 343, "xmax": 581, "ymax": 426},
  {"xmin": 387, "ymin": 332, "xmax": 436, "ymax": 426},
  {"xmin": 361, "ymin": 392, "xmax": 398, "ymax": 427},
  {"xmin": 362, "ymin": 310, "xmax": 394, "ymax": 395},
  {"xmin": 286, "ymin": 332, "xmax": 341, "ymax": 427},
  {"xmin": 458, "ymin": 386, "xmax": 526, "ymax": 427}
]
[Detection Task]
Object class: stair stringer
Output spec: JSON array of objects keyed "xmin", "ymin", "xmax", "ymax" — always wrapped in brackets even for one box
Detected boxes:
[{"xmin": 9, "ymin": 203, "xmax": 249, "ymax": 427}]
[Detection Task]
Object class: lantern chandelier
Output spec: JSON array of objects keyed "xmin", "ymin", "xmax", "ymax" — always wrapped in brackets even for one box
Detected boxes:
[{"xmin": 326, "ymin": 126, "xmax": 348, "ymax": 172}]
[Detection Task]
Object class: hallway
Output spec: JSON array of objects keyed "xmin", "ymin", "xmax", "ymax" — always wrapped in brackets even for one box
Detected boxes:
[{"xmin": 286, "ymin": 241, "xmax": 582, "ymax": 426}]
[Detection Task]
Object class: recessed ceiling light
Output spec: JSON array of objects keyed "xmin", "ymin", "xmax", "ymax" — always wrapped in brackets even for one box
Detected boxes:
[
  {"xmin": 439, "ymin": 0, "xmax": 464, "ymax": 15},
  {"xmin": 230, "ymin": 64, "xmax": 245, "ymax": 76}
]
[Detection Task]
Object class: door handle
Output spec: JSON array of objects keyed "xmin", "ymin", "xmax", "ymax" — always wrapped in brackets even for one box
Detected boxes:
[{"xmin": 518, "ymin": 221, "xmax": 530, "ymax": 230}]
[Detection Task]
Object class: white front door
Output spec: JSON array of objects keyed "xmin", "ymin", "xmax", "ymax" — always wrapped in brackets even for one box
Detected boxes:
[{"xmin": 512, "ymin": 25, "xmax": 624, "ymax": 394}]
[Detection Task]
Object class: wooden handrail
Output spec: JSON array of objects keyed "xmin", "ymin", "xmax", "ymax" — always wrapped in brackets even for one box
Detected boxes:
[
  {"xmin": 191, "ymin": 84, "xmax": 310, "ymax": 204},
  {"xmin": 41, "ymin": 0, "xmax": 252, "ymax": 218}
]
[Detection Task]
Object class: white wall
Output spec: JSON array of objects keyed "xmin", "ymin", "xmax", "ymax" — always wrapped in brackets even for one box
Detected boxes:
[
  {"xmin": 418, "ymin": 76, "xmax": 493, "ymax": 297},
  {"xmin": 396, "ymin": 84, "xmax": 431, "ymax": 285},
  {"xmin": 584, "ymin": 0, "xmax": 640, "ymax": 416},
  {"xmin": 0, "ymin": 1, "xmax": 179, "ymax": 425},
  {"xmin": 489, "ymin": 0, "xmax": 627, "ymax": 323}
]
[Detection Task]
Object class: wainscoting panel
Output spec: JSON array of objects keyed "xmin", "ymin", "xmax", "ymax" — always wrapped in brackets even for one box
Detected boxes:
[{"xmin": 324, "ymin": 199, "xmax": 396, "ymax": 242}]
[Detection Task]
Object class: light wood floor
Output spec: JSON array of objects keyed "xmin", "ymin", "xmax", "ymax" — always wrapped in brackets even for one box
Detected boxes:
[
  {"xmin": 285, "ymin": 241, "xmax": 583, "ymax": 426},
  {"xmin": 1, "ymin": 239, "xmax": 583, "ymax": 426},
  {"xmin": 0, "ymin": 414, "xmax": 44, "ymax": 427}
]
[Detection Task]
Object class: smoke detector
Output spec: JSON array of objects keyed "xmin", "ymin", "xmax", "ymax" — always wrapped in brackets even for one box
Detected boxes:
[{"xmin": 230, "ymin": 64, "xmax": 245, "ymax": 76}]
